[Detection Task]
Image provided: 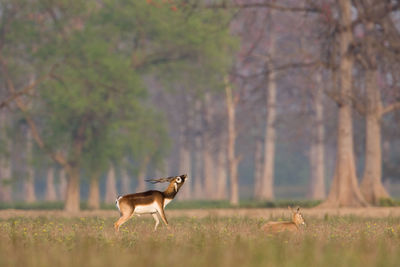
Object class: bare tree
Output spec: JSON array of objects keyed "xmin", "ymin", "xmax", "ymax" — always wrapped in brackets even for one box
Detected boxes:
[
  {"xmin": 225, "ymin": 77, "xmax": 240, "ymax": 205},
  {"xmin": 136, "ymin": 157, "xmax": 149, "ymax": 193},
  {"xmin": 120, "ymin": 162, "xmax": 131, "ymax": 195},
  {"xmin": 105, "ymin": 165, "xmax": 117, "ymax": 204},
  {"xmin": 259, "ymin": 25, "xmax": 277, "ymax": 200},
  {"xmin": 178, "ymin": 124, "xmax": 192, "ymax": 199},
  {"xmin": 202, "ymin": 93, "xmax": 216, "ymax": 198},
  {"xmin": 352, "ymin": 0, "xmax": 400, "ymax": 204},
  {"xmin": 45, "ymin": 167, "xmax": 57, "ymax": 201},
  {"xmin": 320, "ymin": 0, "xmax": 368, "ymax": 207},
  {"xmin": 309, "ymin": 72, "xmax": 326, "ymax": 200},
  {"xmin": 215, "ymin": 132, "xmax": 228, "ymax": 199},
  {"xmin": 0, "ymin": 110, "xmax": 12, "ymax": 202},
  {"xmin": 87, "ymin": 171, "xmax": 101, "ymax": 209},
  {"xmin": 24, "ymin": 130, "xmax": 36, "ymax": 203},
  {"xmin": 59, "ymin": 169, "xmax": 67, "ymax": 201},
  {"xmin": 193, "ymin": 100, "xmax": 204, "ymax": 199}
]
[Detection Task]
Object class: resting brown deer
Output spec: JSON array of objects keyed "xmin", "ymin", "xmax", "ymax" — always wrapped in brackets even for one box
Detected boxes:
[
  {"xmin": 114, "ymin": 174, "xmax": 187, "ymax": 232},
  {"xmin": 262, "ymin": 206, "xmax": 306, "ymax": 234}
]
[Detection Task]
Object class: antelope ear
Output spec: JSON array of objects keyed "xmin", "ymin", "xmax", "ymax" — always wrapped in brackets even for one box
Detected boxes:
[
  {"xmin": 296, "ymin": 207, "xmax": 300, "ymax": 212},
  {"xmin": 174, "ymin": 183, "xmax": 178, "ymax": 192}
]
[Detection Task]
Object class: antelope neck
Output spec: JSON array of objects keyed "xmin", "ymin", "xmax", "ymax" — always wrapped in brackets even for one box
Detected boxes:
[{"xmin": 163, "ymin": 183, "xmax": 178, "ymax": 199}]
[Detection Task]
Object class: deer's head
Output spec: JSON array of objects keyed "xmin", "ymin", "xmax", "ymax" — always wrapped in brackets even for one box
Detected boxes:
[
  {"xmin": 289, "ymin": 206, "xmax": 306, "ymax": 227},
  {"xmin": 146, "ymin": 174, "xmax": 188, "ymax": 192}
]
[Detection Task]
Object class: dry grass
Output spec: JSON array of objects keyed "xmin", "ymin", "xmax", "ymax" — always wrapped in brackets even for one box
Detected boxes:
[{"xmin": 0, "ymin": 209, "xmax": 400, "ymax": 267}]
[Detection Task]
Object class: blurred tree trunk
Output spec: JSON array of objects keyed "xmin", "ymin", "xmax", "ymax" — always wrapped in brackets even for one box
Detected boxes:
[
  {"xmin": 253, "ymin": 137, "xmax": 263, "ymax": 200},
  {"xmin": 358, "ymin": 20, "xmax": 392, "ymax": 205},
  {"xmin": 260, "ymin": 32, "xmax": 277, "ymax": 201},
  {"xmin": 309, "ymin": 73, "xmax": 326, "ymax": 200},
  {"xmin": 88, "ymin": 171, "xmax": 100, "ymax": 210},
  {"xmin": 193, "ymin": 101, "xmax": 203, "ymax": 199},
  {"xmin": 0, "ymin": 111, "xmax": 12, "ymax": 203},
  {"xmin": 58, "ymin": 169, "xmax": 67, "ymax": 201},
  {"xmin": 202, "ymin": 93, "xmax": 215, "ymax": 199},
  {"xmin": 321, "ymin": 0, "xmax": 367, "ymax": 208},
  {"xmin": 64, "ymin": 127, "xmax": 85, "ymax": 212},
  {"xmin": 359, "ymin": 62, "xmax": 389, "ymax": 205},
  {"xmin": 178, "ymin": 124, "xmax": 191, "ymax": 200},
  {"xmin": 136, "ymin": 157, "xmax": 149, "ymax": 192},
  {"xmin": 215, "ymin": 139, "xmax": 228, "ymax": 200},
  {"xmin": 45, "ymin": 167, "xmax": 57, "ymax": 201},
  {"xmin": 64, "ymin": 165, "xmax": 80, "ymax": 212},
  {"xmin": 24, "ymin": 131, "xmax": 36, "ymax": 203},
  {"xmin": 225, "ymin": 77, "xmax": 240, "ymax": 205},
  {"xmin": 360, "ymin": 79, "xmax": 388, "ymax": 204},
  {"xmin": 0, "ymin": 157, "xmax": 12, "ymax": 203},
  {"xmin": 120, "ymin": 165, "xmax": 131, "ymax": 195},
  {"xmin": 105, "ymin": 165, "xmax": 117, "ymax": 204}
]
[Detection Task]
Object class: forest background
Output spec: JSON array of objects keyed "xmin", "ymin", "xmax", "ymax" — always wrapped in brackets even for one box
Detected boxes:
[{"xmin": 1, "ymin": 0, "xmax": 400, "ymax": 212}]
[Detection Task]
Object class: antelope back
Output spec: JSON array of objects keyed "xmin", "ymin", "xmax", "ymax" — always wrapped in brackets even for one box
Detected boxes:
[{"xmin": 262, "ymin": 221, "xmax": 298, "ymax": 233}]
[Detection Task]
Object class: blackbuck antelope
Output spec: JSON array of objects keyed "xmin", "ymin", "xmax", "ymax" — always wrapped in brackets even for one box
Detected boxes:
[
  {"xmin": 262, "ymin": 206, "xmax": 306, "ymax": 234},
  {"xmin": 114, "ymin": 174, "xmax": 187, "ymax": 232}
]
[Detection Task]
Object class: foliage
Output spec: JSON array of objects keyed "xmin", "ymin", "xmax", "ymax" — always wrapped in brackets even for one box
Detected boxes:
[{"xmin": 0, "ymin": 0, "xmax": 236, "ymax": 183}]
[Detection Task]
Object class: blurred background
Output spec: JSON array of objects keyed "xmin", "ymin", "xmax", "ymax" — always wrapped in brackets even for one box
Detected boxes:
[{"xmin": 0, "ymin": 0, "xmax": 400, "ymax": 211}]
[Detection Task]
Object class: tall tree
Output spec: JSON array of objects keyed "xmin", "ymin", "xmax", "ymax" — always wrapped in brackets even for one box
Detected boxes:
[
  {"xmin": 178, "ymin": 124, "xmax": 192, "ymax": 199},
  {"xmin": 24, "ymin": 130, "xmax": 36, "ymax": 203},
  {"xmin": 309, "ymin": 72, "xmax": 326, "ymax": 200},
  {"xmin": 215, "ymin": 132, "xmax": 228, "ymax": 199},
  {"xmin": 45, "ymin": 167, "xmax": 57, "ymax": 201},
  {"xmin": 0, "ymin": 110, "xmax": 12, "ymax": 202},
  {"xmin": 259, "ymin": 25, "xmax": 277, "ymax": 200},
  {"xmin": 321, "ymin": 0, "xmax": 368, "ymax": 207},
  {"xmin": 225, "ymin": 77, "xmax": 240, "ymax": 205},
  {"xmin": 87, "ymin": 170, "xmax": 101, "ymax": 210},
  {"xmin": 105, "ymin": 165, "xmax": 117, "ymax": 204},
  {"xmin": 202, "ymin": 93, "xmax": 216, "ymax": 198},
  {"xmin": 352, "ymin": 0, "xmax": 400, "ymax": 204}
]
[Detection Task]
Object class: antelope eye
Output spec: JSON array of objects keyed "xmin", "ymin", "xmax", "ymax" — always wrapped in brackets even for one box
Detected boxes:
[{"xmin": 176, "ymin": 177, "xmax": 182, "ymax": 183}]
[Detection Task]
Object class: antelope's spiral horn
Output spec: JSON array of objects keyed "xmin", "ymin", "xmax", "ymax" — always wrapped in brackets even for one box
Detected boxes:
[{"xmin": 145, "ymin": 176, "xmax": 175, "ymax": 184}]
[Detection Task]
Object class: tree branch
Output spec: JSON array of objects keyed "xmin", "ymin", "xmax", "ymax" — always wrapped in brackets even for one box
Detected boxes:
[
  {"xmin": 232, "ymin": 60, "xmax": 320, "ymax": 80},
  {"xmin": 381, "ymin": 102, "xmax": 400, "ymax": 116},
  {"xmin": 0, "ymin": 71, "xmax": 51, "ymax": 109},
  {"xmin": 131, "ymin": 50, "xmax": 192, "ymax": 70},
  {"xmin": 0, "ymin": 56, "xmax": 69, "ymax": 169}
]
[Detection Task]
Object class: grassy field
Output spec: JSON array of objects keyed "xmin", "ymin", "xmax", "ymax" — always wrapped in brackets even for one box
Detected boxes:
[{"xmin": 0, "ymin": 210, "xmax": 400, "ymax": 267}]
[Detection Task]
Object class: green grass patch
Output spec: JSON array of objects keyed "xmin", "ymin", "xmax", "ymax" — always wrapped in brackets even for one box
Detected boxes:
[{"xmin": 0, "ymin": 215, "xmax": 400, "ymax": 267}]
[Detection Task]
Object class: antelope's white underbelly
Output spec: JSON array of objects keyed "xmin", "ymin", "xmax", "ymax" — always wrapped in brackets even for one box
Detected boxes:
[
  {"xmin": 134, "ymin": 202, "xmax": 158, "ymax": 214},
  {"xmin": 132, "ymin": 198, "xmax": 173, "ymax": 215}
]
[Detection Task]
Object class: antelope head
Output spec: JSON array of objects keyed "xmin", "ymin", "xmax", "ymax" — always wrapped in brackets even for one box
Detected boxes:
[
  {"xmin": 146, "ymin": 174, "xmax": 188, "ymax": 192},
  {"xmin": 289, "ymin": 206, "xmax": 306, "ymax": 227}
]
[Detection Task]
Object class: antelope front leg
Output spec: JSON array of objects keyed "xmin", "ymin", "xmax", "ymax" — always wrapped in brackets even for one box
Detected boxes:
[
  {"xmin": 152, "ymin": 213, "xmax": 160, "ymax": 231},
  {"xmin": 114, "ymin": 214, "xmax": 131, "ymax": 232},
  {"xmin": 156, "ymin": 206, "xmax": 169, "ymax": 229}
]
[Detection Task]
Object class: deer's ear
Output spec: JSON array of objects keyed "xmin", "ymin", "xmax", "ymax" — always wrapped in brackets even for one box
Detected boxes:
[{"xmin": 296, "ymin": 207, "xmax": 300, "ymax": 212}]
